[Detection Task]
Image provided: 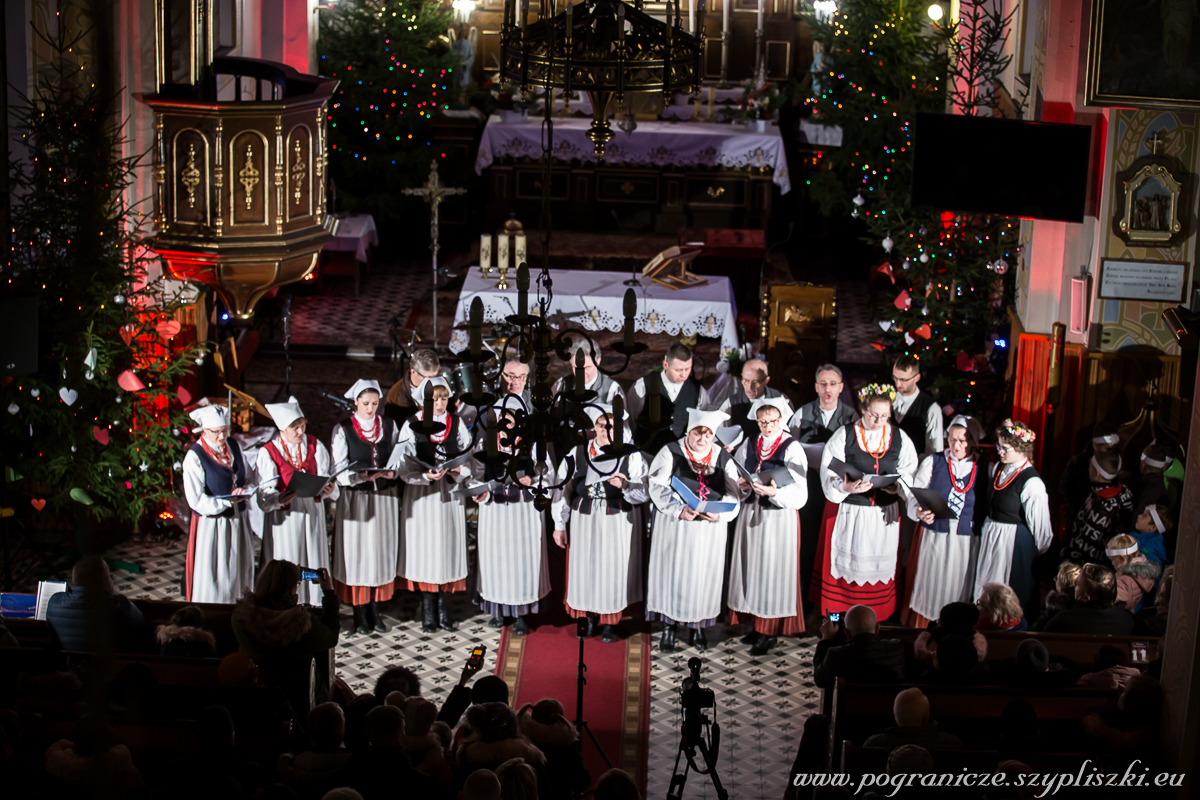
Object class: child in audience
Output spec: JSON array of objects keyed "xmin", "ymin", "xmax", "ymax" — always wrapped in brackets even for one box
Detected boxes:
[
  {"xmin": 1031, "ymin": 562, "xmax": 1079, "ymax": 631},
  {"xmin": 1061, "ymin": 450, "xmax": 1133, "ymax": 565},
  {"xmin": 516, "ymin": 699, "xmax": 591, "ymax": 800},
  {"xmin": 1106, "ymin": 534, "xmax": 1162, "ymax": 613},
  {"xmin": 975, "ymin": 583, "xmax": 1027, "ymax": 631},
  {"xmin": 277, "ymin": 703, "xmax": 352, "ymax": 800},
  {"xmin": 155, "ymin": 604, "xmax": 217, "ymax": 657},
  {"xmin": 1130, "ymin": 503, "xmax": 1174, "ymax": 567}
]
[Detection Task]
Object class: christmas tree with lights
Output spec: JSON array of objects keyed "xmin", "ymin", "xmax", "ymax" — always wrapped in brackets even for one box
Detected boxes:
[
  {"xmin": 319, "ymin": 0, "xmax": 458, "ymax": 229},
  {"xmin": 804, "ymin": 0, "xmax": 1020, "ymax": 416},
  {"xmin": 2, "ymin": 28, "xmax": 200, "ymax": 531}
]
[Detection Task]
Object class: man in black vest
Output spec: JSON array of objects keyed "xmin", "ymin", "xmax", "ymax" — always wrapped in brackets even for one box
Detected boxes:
[
  {"xmin": 717, "ymin": 358, "xmax": 784, "ymax": 450},
  {"xmin": 891, "ymin": 355, "xmax": 943, "ymax": 458},
  {"xmin": 787, "ymin": 364, "xmax": 858, "ymax": 613},
  {"xmin": 628, "ymin": 343, "xmax": 710, "ymax": 455},
  {"xmin": 553, "ymin": 338, "xmax": 626, "ymax": 405}
]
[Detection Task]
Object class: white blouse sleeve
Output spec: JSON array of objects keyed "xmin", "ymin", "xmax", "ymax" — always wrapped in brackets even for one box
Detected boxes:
[
  {"xmin": 449, "ymin": 420, "xmax": 473, "ymax": 484},
  {"xmin": 256, "ymin": 445, "xmax": 284, "ymax": 513},
  {"xmin": 395, "ymin": 422, "xmax": 430, "ymax": 485},
  {"xmin": 1021, "ymin": 476, "xmax": 1054, "ymax": 553},
  {"xmin": 551, "ymin": 457, "xmax": 572, "ymax": 529},
  {"xmin": 714, "ymin": 457, "xmax": 741, "ymax": 522},
  {"xmin": 183, "ymin": 449, "xmax": 231, "ymax": 516},
  {"xmin": 925, "ymin": 403, "xmax": 945, "ymax": 456},
  {"xmin": 623, "ymin": 451, "xmax": 650, "ymax": 506},
  {"xmin": 769, "ymin": 440, "xmax": 809, "ymax": 510},
  {"xmin": 332, "ymin": 425, "xmax": 363, "ymax": 487},
  {"xmin": 820, "ymin": 426, "xmax": 851, "ymax": 504},
  {"xmin": 903, "ymin": 455, "xmax": 937, "ymax": 522},
  {"xmin": 648, "ymin": 446, "xmax": 685, "ymax": 519},
  {"xmin": 316, "ymin": 441, "xmax": 339, "ymax": 502},
  {"xmin": 733, "ymin": 440, "xmax": 753, "ymax": 502},
  {"xmin": 896, "ymin": 429, "xmax": 920, "ymax": 484}
]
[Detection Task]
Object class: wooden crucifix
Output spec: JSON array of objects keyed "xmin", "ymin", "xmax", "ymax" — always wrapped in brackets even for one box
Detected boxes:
[{"xmin": 403, "ymin": 159, "xmax": 467, "ymax": 343}]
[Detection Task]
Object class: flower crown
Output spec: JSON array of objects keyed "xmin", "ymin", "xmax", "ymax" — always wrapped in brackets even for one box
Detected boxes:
[
  {"xmin": 858, "ymin": 383, "xmax": 897, "ymax": 404},
  {"xmin": 1002, "ymin": 419, "xmax": 1036, "ymax": 443}
]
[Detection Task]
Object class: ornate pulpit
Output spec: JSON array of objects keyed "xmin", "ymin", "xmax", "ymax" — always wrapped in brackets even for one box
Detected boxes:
[{"xmin": 143, "ymin": 3, "xmax": 338, "ymax": 321}]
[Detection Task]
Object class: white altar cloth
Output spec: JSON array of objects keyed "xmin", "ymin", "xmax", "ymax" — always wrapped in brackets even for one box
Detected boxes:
[
  {"xmin": 449, "ymin": 267, "xmax": 740, "ymax": 355},
  {"xmin": 323, "ymin": 214, "xmax": 378, "ymax": 263},
  {"xmin": 475, "ymin": 118, "xmax": 790, "ymax": 194}
]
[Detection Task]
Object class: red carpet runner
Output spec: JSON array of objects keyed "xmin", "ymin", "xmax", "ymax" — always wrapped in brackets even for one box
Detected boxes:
[{"xmin": 493, "ymin": 545, "xmax": 651, "ymax": 794}]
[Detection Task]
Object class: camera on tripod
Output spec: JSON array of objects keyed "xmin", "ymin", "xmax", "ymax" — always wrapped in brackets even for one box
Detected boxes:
[
  {"xmin": 680, "ymin": 657, "xmax": 715, "ymax": 716},
  {"xmin": 668, "ymin": 657, "xmax": 727, "ymax": 800}
]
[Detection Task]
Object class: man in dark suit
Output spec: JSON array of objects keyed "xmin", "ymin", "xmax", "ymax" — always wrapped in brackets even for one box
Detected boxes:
[
  {"xmin": 813, "ymin": 605, "xmax": 907, "ymax": 689},
  {"xmin": 1044, "ymin": 563, "xmax": 1136, "ymax": 635},
  {"xmin": 46, "ymin": 556, "xmax": 145, "ymax": 653}
]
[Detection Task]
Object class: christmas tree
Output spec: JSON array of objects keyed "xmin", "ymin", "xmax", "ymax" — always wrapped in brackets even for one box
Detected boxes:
[
  {"xmin": 2, "ymin": 27, "xmax": 200, "ymax": 530},
  {"xmin": 804, "ymin": 0, "xmax": 1020, "ymax": 417},
  {"xmin": 319, "ymin": 0, "xmax": 459, "ymax": 230}
]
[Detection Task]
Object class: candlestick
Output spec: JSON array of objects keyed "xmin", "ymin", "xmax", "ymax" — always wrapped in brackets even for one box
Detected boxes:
[
  {"xmin": 480, "ymin": 234, "xmax": 492, "ymax": 270},
  {"xmin": 486, "ymin": 412, "xmax": 498, "ymax": 456},
  {"xmin": 756, "ymin": 0, "xmax": 765, "ymax": 81},
  {"xmin": 720, "ymin": 0, "xmax": 730, "ymax": 86},
  {"xmin": 517, "ymin": 263, "xmax": 529, "ymax": 317},
  {"xmin": 613, "ymin": 395, "xmax": 625, "ymax": 446},
  {"xmin": 574, "ymin": 349, "xmax": 586, "ymax": 399},
  {"xmin": 622, "ymin": 288, "xmax": 636, "ymax": 348},
  {"xmin": 471, "ymin": 364, "xmax": 483, "ymax": 403},
  {"xmin": 707, "ymin": 86, "xmax": 715, "ymax": 118},
  {"xmin": 423, "ymin": 383, "xmax": 434, "ymax": 420},
  {"xmin": 647, "ymin": 371, "xmax": 661, "ymax": 424},
  {"xmin": 469, "ymin": 297, "xmax": 483, "ymax": 356}
]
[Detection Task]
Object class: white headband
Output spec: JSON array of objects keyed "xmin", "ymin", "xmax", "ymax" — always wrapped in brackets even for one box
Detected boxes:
[
  {"xmin": 1091, "ymin": 455, "xmax": 1119, "ymax": 482},
  {"xmin": 1106, "ymin": 543, "xmax": 1139, "ymax": 556},
  {"xmin": 1141, "ymin": 453, "xmax": 1174, "ymax": 469},
  {"xmin": 1093, "ymin": 433, "xmax": 1119, "ymax": 445},
  {"xmin": 1149, "ymin": 505, "xmax": 1167, "ymax": 534}
]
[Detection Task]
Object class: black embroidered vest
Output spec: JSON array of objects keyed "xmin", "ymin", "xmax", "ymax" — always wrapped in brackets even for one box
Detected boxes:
[{"xmin": 842, "ymin": 423, "xmax": 902, "ymax": 508}]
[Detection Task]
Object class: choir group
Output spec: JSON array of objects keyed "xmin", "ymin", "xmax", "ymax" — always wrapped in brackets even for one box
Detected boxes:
[{"xmin": 180, "ymin": 342, "xmax": 1088, "ymax": 657}]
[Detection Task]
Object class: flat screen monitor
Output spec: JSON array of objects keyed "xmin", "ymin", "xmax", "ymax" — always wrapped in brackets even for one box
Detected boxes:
[{"xmin": 910, "ymin": 112, "xmax": 1092, "ymax": 223}]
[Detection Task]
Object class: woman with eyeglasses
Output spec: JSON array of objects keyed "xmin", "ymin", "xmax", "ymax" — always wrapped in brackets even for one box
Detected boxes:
[
  {"xmin": 815, "ymin": 384, "xmax": 919, "ymax": 619},
  {"xmin": 974, "ymin": 419, "xmax": 1052, "ymax": 616},
  {"xmin": 899, "ymin": 415, "xmax": 985, "ymax": 628},
  {"xmin": 727, "ymin": 396, "xmax": 807, "ymax": 656}
]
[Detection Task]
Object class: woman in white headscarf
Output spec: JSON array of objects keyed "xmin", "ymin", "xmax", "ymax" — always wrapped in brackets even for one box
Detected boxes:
[
  {"xmin": 899, "ymin": 415, "xmax": 984, "ymax": 628},
  {"xmin": 183, "ymin": 405, "xmax": 257, "ymax": 604},
  {"xmin": 396, "ymin": 377, "xmax": 473, "ymax": 633},
  {"xmin": 256, "ymin": 397, "xmax": 338, "ymax": 606},
  {"xmin": 551, "ymin": 403, "xmax": 647, "ymax": 643},
  {"xmin": 646, "ymin": 408, "xmax": 741, "ymax": 653},
  {"xmin": 332, "ymin": 379, "xmax": 402, "ymax": 635}
]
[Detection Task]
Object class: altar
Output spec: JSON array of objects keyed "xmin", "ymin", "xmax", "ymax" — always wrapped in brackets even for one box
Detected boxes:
[
  {"xmin": 476, "ymin": 117, "xmax": 787, "ymax": 232},
  {"xmin": 449, "ymin": 267, "xmax": 740, "ymax": 355}
]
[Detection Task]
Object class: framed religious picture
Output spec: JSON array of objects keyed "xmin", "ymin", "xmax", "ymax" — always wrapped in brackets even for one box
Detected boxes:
[
  {"xmin": 1112, "ymin": 133, "xmax": 1190, "ymax": 248},
  {"xmin": 1086, "ymin": 0, "xmax": 1200, "ymax": 109}
]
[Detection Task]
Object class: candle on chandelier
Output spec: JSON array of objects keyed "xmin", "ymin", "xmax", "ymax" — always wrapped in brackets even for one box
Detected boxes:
[
  {"xmin": 485, "ymin": 412, "xmax": 499, "ymax": 456},
  {"xmin": 517, "ymin": 263, "xmax": 530, "ymax": 316},
  {"xmin": 613, "ymin": 395, "xmax": 625, "ymax": 446},
  {"xmin": 622, "ymin": 288, "xmax": 636, "ymax": 348},
  {"xmin": 574, "ymin": 349, "xmax": 586, "ymax": 398},
  {"xmin": 647, "ymin": 371, "xmax": 661, "ymax": 424},
  {"xmin": 471, "ymin": 364, "xmax": 483, "ymax": 403},
  {"xmin": 469, "ymin": 297, "xmax": 484, "ymax": 356},
  {"xmin": 423, "ymin": 383, "xmax": 434, "ymax": 420}
]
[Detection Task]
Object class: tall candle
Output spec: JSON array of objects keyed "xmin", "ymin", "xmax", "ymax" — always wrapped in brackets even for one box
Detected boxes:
[
  {"xmin": 480, "ymin": 234, "xmax": 492, "ymax": 269},
  {"xmin": 498, "ymin": 235, "xmax": 510, "ymax": 271},
  {"xmin": 756, "ymin": 0, "xmax": 764, "ymax": 37},
  {"xmin": 707, "ymin": 86, "xmax": 715, "ymax": 118},
  {"xmin": 688, "ymin": 0, "xmax": 695, "ymax": 33},
  {"xmin": 515, "ymin": 233, "xmax": 526, "ymax": 267},
  {"xmin": 722, "ymin": 0, "xmax": 730, "ymax": 42}
]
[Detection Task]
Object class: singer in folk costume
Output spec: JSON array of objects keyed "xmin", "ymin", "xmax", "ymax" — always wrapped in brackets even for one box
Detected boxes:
[
  {"xmin": 332, "ymin": 379, "xmax": 402, "ymax": 635},
  {"xmin": 470, "ymin": 405, "xmax": 555, "ymax": 636},
  {"xmin": 899, "ymin": 415, "xmax": 984, "ymax": 628},
  {"xmin": 728, "ymin": 396, "xmax": 808, "ymax": 656},
  {"xmin": 183, "ymin": 405, "xmax": 257, "ymax": 604},
  {"xmin": 256, "ymin": 397, "xmax": 338, "ymax": 606},
  {"xmin": 974, "ymin": 419, "xmax": 1053, "ymax": 616},
  {"xmin": 551, "ymin": 403, "xmax": 648, "ymax": 643},
  {"xmin": 397, "ymin": 377, "xmax": 472, "ymax": 633},
  {"xmin": 815, "ymin": 384, "xmax": 919, "ymax": 618},
  {"xmin": 646, "ymin": 408, "xmax": 741, "ymax": 653}
]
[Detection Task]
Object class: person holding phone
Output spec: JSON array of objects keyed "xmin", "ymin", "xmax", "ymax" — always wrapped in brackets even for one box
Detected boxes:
[
  {"xmin": 815, "ymin": 384, "xmax": 918, "ymax": 620},
  {"xmin": 899, "ymin": 415, "xmax": 984, "ymax": 628},
  {"xmin": 397, "ymin": 377, "xmax": 472, "ymax": 633},
  {"xmin": 551, "ymin": 404, "xmax": 649, "ymax": 643},
  {"xmin": 470, "ymin": 405, "xmax": 556, "ymax": 636},
  {"xmin": 728, "ymin": 397, "xmax": 808, "ymax": 656},
  {"xmin": 183, "ymin": 405, "xmax": 257, "ymax": 604},
  {"xmin": 332, "ymin": 379, "xmax": 402, "ymax": 635},
  {"xmin": 646, "ymin": 408, "xmax": 741, "ymax": 652},
  {"xmin": 257, "ymin": 397, "xmax": 338, "ymax": 606}
]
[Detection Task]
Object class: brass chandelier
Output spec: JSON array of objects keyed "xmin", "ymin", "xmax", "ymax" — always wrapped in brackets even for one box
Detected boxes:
[{"xmin": 500, "ymin": 0, "xmax": 705, "ymax": 156}]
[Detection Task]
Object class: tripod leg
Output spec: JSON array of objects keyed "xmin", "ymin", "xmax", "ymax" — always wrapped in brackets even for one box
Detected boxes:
[
  {"xmin": 579, "ymin": 721, "xmax": 613, "ymax": 769},
  {"xmin": 693, "ymin": 738, "xmax": 729, "ymax": 800},
  {"xmin": 666, "ymin": 743, "xmax": 690, "ymax": 800}
]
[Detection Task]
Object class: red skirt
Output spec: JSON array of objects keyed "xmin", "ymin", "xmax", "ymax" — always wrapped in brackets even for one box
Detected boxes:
[
  {"xmin": 809, "ymin": 501, "xmax": 896, "ymax": 618},
  {"xmin": 898, "ymin": 526, "xmax": 931, "ymax": 628}
]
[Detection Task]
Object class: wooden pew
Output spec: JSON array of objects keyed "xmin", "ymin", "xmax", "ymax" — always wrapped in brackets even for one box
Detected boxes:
[
  {"xmin": 4, "ymin": 598, "xmax": 239, "ymax": 654},
  {"xmin": 879, "ymin": 626, "xmax": 1161, "ymax": 666},
  {"xmin": 828, "ymin": 679, "xmax": 1119, "ymax": 771}
]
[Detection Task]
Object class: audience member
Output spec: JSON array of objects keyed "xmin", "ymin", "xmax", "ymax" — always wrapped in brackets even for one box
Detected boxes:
[
  {"xmin": 175, "ymin": 705, "xmax": 265, "ymax": 800},
  {"xmin": 338, "ymin": 705, "xmax": 438, "ymax": 800},
  {"xmin": 593, "ymin": 768, "xmax": 641, "ymax": 800},
  {"xmin": 493, "ymin": 757, "xmax": 538, "ymax": 800},
  {"xmin": 400, "ymin": 697, "xmax": 453, "ymax": 788},
  {"xmin": 1030, "ymin": 562, "xmax": 1079, "ymax": 631},
  {"xmin": 43, "ymin": 714, "xmax": 147, "ymax": 799},
  {"xmin": 1059, "ymin": 423, "xmax": 1119, "ymax": 524},
  {"xmin": 1061, "ymin": 450, "xmax": 1133, "ymax": 565},
  {"xmin": 1043, "ymin": 563, "xmax": 1135, "ymax": 635},
  {"xmin": 517, "ymin": 699, "xmax": 590, "ymax": 799},
  {"xmin": 45, "ymin": 555, "xmax": 145, "ymax": 653},
  {"xmin": 813, "ymin": 605, "xmax": 906, "ymax": 690},
  {"xmin": 277, "ymin": 703, "xmax": 352, "ymax": 800},
  {"xmin": 992, "ymin": 700, "xmax": 1046, "ymax": 754},
  {"xmin": 374, "ymin": 665, "xmax": 421, "ymax": 703},
  {"xmin": 992, "ymin": 639, "xmax": 1077, "ymax": 690},
  {"xmin": 461, "ymin": 768, "xmax": 502, "ymax": 800},
  {"xmin": 1106, "ymin": 534, "xmax": 1161, "ymax": 612},
  {"xmin": 215, "ymin": 652, "xmax": 302, "ymax": 742},
  {"xmin": 321, "ymin": 791, "xmax": 363, "ymax": 800},
  {"xmin": 1135, "ymin": 566, "xmax": 1172, "ymax": 636},
  {"xmin": 985, "ymin": 760, "xmax": 1036, "ymax": 800},
  {"xmin": 436, "ymin": 659, "xmax": 487, "ymax": 727},
  {"xmin": 1081, "ymin": 674, "xmax": 1163, "ymax": 752},
  {"xmin": 885, "ymin": 743, "xmax": 934, "ymax": 775},
  {"xmin": 455, "ymin": 704, "xmax": 547, "ymax": 789},
  {"xmin": 342, "ymin": 694, "xmax": 380, "ymax": 753},
  {"xmin": 1077, "ymin": 646, "xmax": 1142, "ymax": 691},
  {"xmin": 913, "ymin": 602, "xmax": 987, "ymax": 665},
  {"xmin": 1133, "ymin": 442, "xmax": 1175, "ymax": 515},
  {"xmin": 975, "ymin": 583, "xmax": 1027, "ymax": 631},
  {"xmin": 15, "ymin": 648, "xmax": 85, "ymax": 716},
  {"xmin": 1130, "ymin": 503, "xmax": 1174, "ymax": 567},
  {"xmin": 918, "ymin": 635, "xmax": 983, "ymax": 684},
  {"xmin": 155, "ymin": 604, "xmax": 217, "ymax": 657},
  {"xmin": 862, "ymin": 688, "xmax": 964, "ymax": 751}
]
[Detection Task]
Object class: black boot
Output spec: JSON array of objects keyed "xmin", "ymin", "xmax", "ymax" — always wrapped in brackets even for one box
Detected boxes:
[
  {"xmin": 749, "ymin": 634, "xmax": 778, "ymax": 656},
  {"xmin": 690, "ymin": 627, "xmax": 708, "ymax": 650},
  {"xmin": 740, "ymin": 629, "xmax": 760, "ymax": 645},
  {"xmin": 437, "ymin": 594, "xmax": 456, "ymax": 631},
  {"xmin": 352, "ymin": 605, "xmax": 369, "ymax": 635},
  {"xmin": 512, "ymin": 615, "xmax": 529, "ymax": 635},
  {"xmin": 421, "ymin": 593, "xmax": 437, "ymax": 633},
  {"xmin": 369, "ymin": 599, "xmax": 388, "ymax": 633},
  {"xmin": 487, "ymin": 616, "xmax": 504, "ymax": 629},
  {"xmin": 600, "ymin": 624, "xmax": 619, "ymax": 644},
  {"xmin": 660, "ymin": 625, "xmax": 677, "ymax": 652}
]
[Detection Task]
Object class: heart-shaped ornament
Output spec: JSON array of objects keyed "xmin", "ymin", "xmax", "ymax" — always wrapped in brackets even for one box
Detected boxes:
[
  {"xmin": 156, "ymin": 320, "xmax": 182, "ymax": 339},
  {"xmin": 70, "ymin": 488, "xmax": 94, "ymax": 506},
  {"xmin": 84, "ymin": 348, "xmax": 98, "ymax": 369},
  {"xmin": 119, "ymin": 324, "xmax": 137, "ymax": 346},
  {"xmin": 94, "ymin": 426, "xmax": 110, "ymax": 445},
  {"xmin": 117, "ymin": 370, "xmax": 146, "ymax": 392},
  {"xmin": 30, "ymin": 498, "xmax": 46, "ymax": 511},
  {"xmin": 177, "ymin": 386, "xmax": 193, "ymax": 406},
  {"xmin": 59, "ymin": 387, "xmax": 78, "ymax": 406}
]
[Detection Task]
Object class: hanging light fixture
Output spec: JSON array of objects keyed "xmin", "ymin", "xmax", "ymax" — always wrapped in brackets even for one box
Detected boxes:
[{"xmin": 500, "ymin": 0, "xmax": 705, "ymax": 156}]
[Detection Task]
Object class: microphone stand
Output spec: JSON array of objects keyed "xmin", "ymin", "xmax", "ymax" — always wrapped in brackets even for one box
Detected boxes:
[{"xmin": 282, "ymin": 294, "xmax": 293, "ymax": 398}]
